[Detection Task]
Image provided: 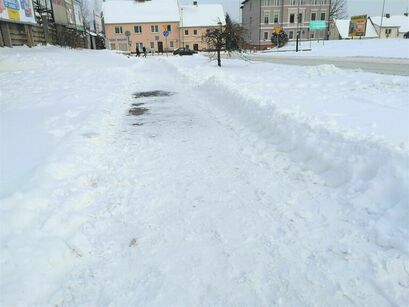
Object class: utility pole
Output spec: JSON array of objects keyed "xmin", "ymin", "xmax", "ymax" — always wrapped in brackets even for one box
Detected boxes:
[
  {"xmin": 259, "ymin": 0, "xmax": 262, "ymax": 51},
  {"xmin": 379, "ymin": 0, "xmax": 386, "ymax": 39},
  {"xmin": 296, "ymin": 0, "xmax": 300, "ymax": 52}
]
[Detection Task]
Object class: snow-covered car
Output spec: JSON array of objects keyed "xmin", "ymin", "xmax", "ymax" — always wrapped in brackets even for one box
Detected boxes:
[{"xmin": 173, "ymin": 48, "xmax": 197, "ymax": 56}]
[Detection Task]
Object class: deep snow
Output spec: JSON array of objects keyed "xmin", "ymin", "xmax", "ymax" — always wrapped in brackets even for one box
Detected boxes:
[
  {"xmin": 0, "ymin": 47, "xmax": 408, "ymax": 306},
  {"xmin": 258, "ymin": 38, "xmax": 409, "ymax": 58}
]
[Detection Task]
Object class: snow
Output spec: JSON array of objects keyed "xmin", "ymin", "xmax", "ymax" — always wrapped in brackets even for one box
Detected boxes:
[
  {"xmin": 334, "ymin": 18, "xmax": 378, "ymax": 38},
  {"xmin": 370, "ymin": 15, "xmax": 409, "ymax": 33},
  {"xmin": 0, "ymin": 46, "xmax": 408, "ymax": 306},
  {"xmin": 259, "ymin": 38, "xmax": 409, "ymax": 58},
  {"xmin": 181, "ymin": 4, "xmax": 226, "ymax": 27},
  {"xmin": 102, "ymin": 0, "xmax": 180, "ymax": 24}
]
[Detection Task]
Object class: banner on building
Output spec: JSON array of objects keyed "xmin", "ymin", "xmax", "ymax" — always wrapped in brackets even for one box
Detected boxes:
[
  {"xmin": 73, "ymin": 0, "xmax": 83, "ymax": 31},
  {"xmin": 349, "ymin": 15, "xmax": 367, "ymax": 37},
  {"xmin": 0, "ymin": 0, "xmax": 36, "ymax": 23},
  {"xmin": 94, "ymin": 12, "xmax": 102, "ymax": 34}
]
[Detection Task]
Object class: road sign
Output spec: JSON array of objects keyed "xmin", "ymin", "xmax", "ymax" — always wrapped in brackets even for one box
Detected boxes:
[
  {"xmin": 163, "ymin": 30, "xmax": 169, "ymax": 37},
  {"xmin": 274, "ymin": 25, "xmax": 281, "ymax": 34},
  {"xmin": 309, "ymin": 20, "xmax": 326, "ymax": 30}
]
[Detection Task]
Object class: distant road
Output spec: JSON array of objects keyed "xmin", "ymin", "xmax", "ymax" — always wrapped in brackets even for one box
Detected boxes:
[{"xmin": 236, "ymin": 55, "xmax": 409, "ymax": 76}]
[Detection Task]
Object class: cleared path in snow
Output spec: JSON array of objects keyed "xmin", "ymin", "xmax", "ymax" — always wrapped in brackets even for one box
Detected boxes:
[{"xmin": 237, "ymin": 55, "xmax": 409, "ymax": 76}]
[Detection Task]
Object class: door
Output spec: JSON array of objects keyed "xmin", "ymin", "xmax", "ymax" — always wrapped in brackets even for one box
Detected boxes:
[
  {"xmin": 158, "ymin": 41, "xmax": 163, "ymax": 53},
  {"xmin": 193, "ymin": 44, "xmax": 199, "ymax": 51}
]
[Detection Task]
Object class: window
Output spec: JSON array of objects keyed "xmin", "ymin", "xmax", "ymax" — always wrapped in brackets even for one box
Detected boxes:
[
  {"xmin": 136, "ymin": 42, "xmax": 143, "ymax": 49},
  {"xmin": 290, "ymin": 0, "xmax": 297, "ymax": 6},
  {"xmin": 170, "ymin": 41, "xmax": 174, "ymax": 48},
  {"xmin": 115, "ymin": 26, "xmax": 123, "ymax": 34},
  {"xmin": 151, "ymin": 25, "xmax": 158, "ymax": 32},
  {"xmin": 311, "ymin": 13, "xmax": 316, "ymax": 21},
  {"xmin": 150, "ymin": 42, "xmax": 154, "ymax": 49},
  {"xmin": 250, "ymin": 17, "xmax": 252, "ymax": 24},
  {"xmin": 264, "ymin": 13, "xmax": 269, "ymax": 24},
  {"xmin": 185, "ymin": 29, "xmax": 189, "ymax": 35},
  {"xmin": 298, "ymin": 13, "xmax": 303, "ymax": 23},
  {"xmin": 167, "ymin": 25, "xmax": 172, "ymax": 31},
  {"xmin": 310, "ymin": 33, "xmax": 314, "ymax": 39},
  {"xmin": 290, "ymin": 14, "xmax": 295, "ymax": 24},
  {"xmin": 134, "ymin": 25, "xmax": 142, "ymax": 33},
  {"xmin": 111, "ymin": 43, "xmax": 116, "ymax": 50},
  {"xmin": 185, "ymin": 44, "xmax": 189, "ymax": 49},
  {"xmin": 194, "ymin": 29, "xmax": 197, "ymax": 35},
  {"xmin": 264, "ymin": 31, "xmax": 269, "ymax": 40},
  {"xmin": 273, "ymin": 13, "xmax": 279, "ymax": 23},
  {"xmin": 321, "ymin": 13, "xmax": 326, "ymax": 20},
  {"xmin": 289, "ymin": 31, "xmax": 294, "ymax": 39}
]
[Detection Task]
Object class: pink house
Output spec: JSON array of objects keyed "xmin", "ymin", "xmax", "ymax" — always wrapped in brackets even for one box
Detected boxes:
[{"xmin": 103, "ymin": 0, "xmax": 181, "ymax": 53}]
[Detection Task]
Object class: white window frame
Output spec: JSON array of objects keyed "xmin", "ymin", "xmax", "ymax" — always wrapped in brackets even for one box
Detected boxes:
[{"xmin": 134, "ymin": 25, "xmax": 142, "ymax": 33}]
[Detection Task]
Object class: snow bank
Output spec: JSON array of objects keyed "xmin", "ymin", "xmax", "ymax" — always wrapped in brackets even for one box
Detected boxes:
[
  {"xmin": 191, "ymin": 74, "xmax": 408, "ymax": 248},
  {"xmin": 258, "ymin": 38, "xmax": 409, "ymax": 58}
]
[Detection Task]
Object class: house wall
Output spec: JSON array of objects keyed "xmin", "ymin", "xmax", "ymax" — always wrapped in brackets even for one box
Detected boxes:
[
  {"xmin": 373, "ymin": 24, "xmax": 400, "ymax": 38},
  {"xmin": 105, "ymin": 21, "xmax": 180, "ymax": 52},
  {"xmin": 179, "ymin": 26, "xmax": 220, "ymax": 50}
]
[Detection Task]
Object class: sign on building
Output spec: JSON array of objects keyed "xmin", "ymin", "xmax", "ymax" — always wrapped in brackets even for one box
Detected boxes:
[
  {"xmin": 73, "ymin": 0, "xmax": 83, "ymax": 31},
  {"xmin": 52, "ymin": 0, "xmax": 69, "ymax": 25},
  {"xmin": 349, "ymin": 15, "xmax": 367, "ymax": 37},
  {"xmin": 0, "ymin": 0, "xmax": 36, "ymax": 23},
  {"xmin": 309, "ymin": 20, "xmax": 326, "ymax": 31},
  {"xmin": 94, "ymin": 12, "xmax": 102, "ymax": 34}
]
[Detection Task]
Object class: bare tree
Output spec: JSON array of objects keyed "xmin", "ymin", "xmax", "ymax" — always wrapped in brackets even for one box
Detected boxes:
[
  {"xmin": 330, "ymin": 0, "xmax": 348, "ymax": 20},
  {"xmin": 204, "ymin": 13, "xmax": 246, "ymax": 67}
]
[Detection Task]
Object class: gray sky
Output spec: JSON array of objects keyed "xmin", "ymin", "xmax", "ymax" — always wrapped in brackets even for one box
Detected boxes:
[{"xmin": 180, "ymin": 0, "xmax": 409, "ymax": 21}]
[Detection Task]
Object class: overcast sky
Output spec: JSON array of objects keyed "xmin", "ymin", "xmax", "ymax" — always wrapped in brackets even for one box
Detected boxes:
[{"xmin": 179, "ymin": 0, "xmax": 409, "ymax": 21}]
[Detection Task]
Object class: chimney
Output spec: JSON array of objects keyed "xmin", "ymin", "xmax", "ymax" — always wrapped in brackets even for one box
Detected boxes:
[
  {"xmin": 404, "ymin": 12, "xmax": 408, "ymax": 17},
  {"xmin": 193, "ymin": 1, "xmax": 198, "ymax": 6},
  {"xmin": 385, "ymin": 13, "xmax": 390, "ymax": 18}
]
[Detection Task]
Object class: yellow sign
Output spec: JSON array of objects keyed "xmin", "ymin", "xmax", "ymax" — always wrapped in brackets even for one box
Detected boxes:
[
  {"xmin": 349, "ymin": 15, "xmax": 367, "ymax": 37},
  {"xmin": 7, "ymin": 8, "xmax": 20, "ymax": 20},
  {"xmin": 162, "ymin": 25, "xmax": 168, "ymax": 30},
  {"xmin": 274, "ymin": 26, "xmax": 281, "ymax": 34}
]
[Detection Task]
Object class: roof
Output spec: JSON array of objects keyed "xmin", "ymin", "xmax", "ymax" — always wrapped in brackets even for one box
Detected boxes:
[
  {"xmin": 334, "ymin": 18, "xmax": 378, "ymax": 38},
  {"xmin": 180, "ymin": 4, "xmax": 225, "ymax": 27},
  {"xmin": 102, "ymin": 0, "xmax": 180, "ymax": 24},
  {"xmin": 370, "ymin": 15, "xmax": 409, "ymax": 33}
]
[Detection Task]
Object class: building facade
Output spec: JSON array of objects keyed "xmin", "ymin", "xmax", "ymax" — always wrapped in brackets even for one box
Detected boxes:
[
  {"xmin": 103, "ymin": 0, "xmax": 181, "ymax": 52},
  {"xmin": 241, "ymin": 0, "xmax": 330, "ymax": 49},
  {"xmin": 103, "ymin": 0, "xmax": 226, "ymax": 53}
]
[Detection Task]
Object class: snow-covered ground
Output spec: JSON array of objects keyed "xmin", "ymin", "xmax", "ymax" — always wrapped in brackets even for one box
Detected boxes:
[
  {"xmin": 258, "ymin": 38, "xmax": 409, "ymax": 58},
  {"xmin": 0, "ymin": 47, "xmax": 408, "ymax": 306}
]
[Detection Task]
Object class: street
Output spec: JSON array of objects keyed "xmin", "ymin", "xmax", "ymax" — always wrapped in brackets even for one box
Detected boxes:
[{"xmin": 240, "ymin": 54, "xmax": 409, "ymax": 76}]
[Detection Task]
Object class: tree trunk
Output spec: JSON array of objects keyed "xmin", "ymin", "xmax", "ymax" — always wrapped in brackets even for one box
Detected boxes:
[{"xmin": 217, "ymin": 48, "xmax": 221, "ymax": 67}]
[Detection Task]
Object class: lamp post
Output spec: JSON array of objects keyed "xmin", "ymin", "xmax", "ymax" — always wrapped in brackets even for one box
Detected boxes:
[{"xmin": 379, "ymin": 0, "xmax": 386, "ymax": 38}]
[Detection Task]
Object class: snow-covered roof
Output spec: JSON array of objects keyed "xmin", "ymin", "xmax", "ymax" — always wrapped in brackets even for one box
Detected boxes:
[
  {"xmin": 102, "ymin": 0, "xmax": 180, "ymax": 24},
  {"xmin": 370, "ymin": 15, "xmax": 409, "ymax": 33},
  {"xmin": 334, "ymin": 18, "xmax": 378, "ymax": 38},
  {"xmin": 180, "ymin": 4, "xmax": 225, "ymax": 27}
]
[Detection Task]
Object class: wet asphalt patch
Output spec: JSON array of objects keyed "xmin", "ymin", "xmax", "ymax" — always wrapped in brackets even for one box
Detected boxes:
[
  {"xmin": 132, "ymin": 90, "xmax": 174, "ymax": 99},
  {"xmin": 128, "ymin": 91, "xmax": 176, "ymax": 127}
]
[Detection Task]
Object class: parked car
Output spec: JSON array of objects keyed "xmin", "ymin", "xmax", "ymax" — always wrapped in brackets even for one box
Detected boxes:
[{"xmin": 173, "ymin": 48, "xmax": 197, "ymax": 56}]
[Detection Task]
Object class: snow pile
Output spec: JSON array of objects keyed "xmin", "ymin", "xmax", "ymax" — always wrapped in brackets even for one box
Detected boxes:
[
  {"xmin": 194, "ymin": 74, "xmax": 408, "ymax": 248},
  {"xmin": 259, "ymin": 38, "xmax": 409, "ymax": 58}
]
